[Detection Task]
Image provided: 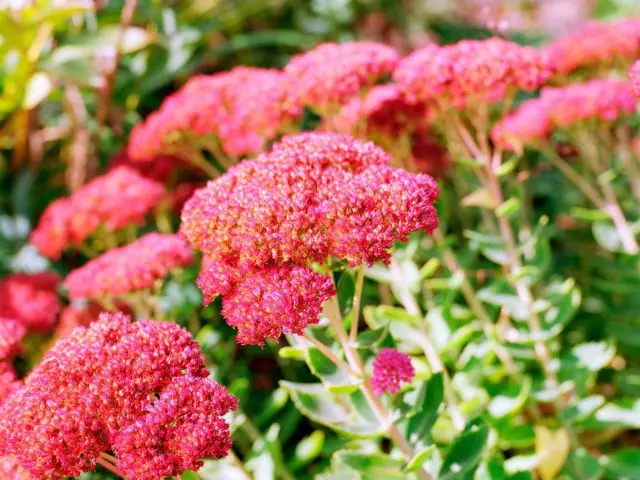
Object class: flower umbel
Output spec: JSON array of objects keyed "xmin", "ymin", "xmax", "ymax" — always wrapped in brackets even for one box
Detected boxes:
[
  {"xmin": 371, "ymin": 348, "xmax": 415, "ymax": 395},
  {"xmin": 0, "ymin": 312, "xmax": 236, "ymax": 480},
  {"xmin": 63, "ymin": 233, "xmax": 193, "ymax": 300}
]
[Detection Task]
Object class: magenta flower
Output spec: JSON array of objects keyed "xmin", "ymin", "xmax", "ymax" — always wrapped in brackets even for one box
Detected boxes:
[
  {"xmin": 0, "ymin": 318, "xmax": 26, "ymax": 360},
  {"xmin": 0, "ymin": 272, "xmax": 60, "ymax": 333},
  {"xmin": 180, "ymin": 132, "xmax": 439, "ymax": 344},
  {"xmin": 545, "ymin": 18, "xmax": 640, "ymax": 75},
  {"xmin": 129, "ymin": 67, "xmax": 300, "ymax": 161},
  {"xmin": 630, "ymin": 61, "xmax": 640, "ymax": 97},
  {"xmin": 63, "ymin": 233, "xmax": 193, "ymax": 300},
  {"xmin": 394, "ymin": 38, "xmax": 553, "ymax": 109},
  {"xmin": 30, "ymin": 167, "xmax": 165, "ymax": 259},
  {"xmin": 371, "ymin": 348, "xmax": 415, "ymax": 395},
  {"xmin": 492, "ymin": 78, "xmax": 636, "ymax": 151},
  {"xmin": 284, "ymin": 42, "xmax": 400, "ymax": 110},
  {"xmin": 0, "ymin": 312, "xmax": 236, "ymax": 480}
]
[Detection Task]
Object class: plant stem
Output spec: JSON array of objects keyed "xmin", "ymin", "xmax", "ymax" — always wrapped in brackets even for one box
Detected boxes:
[
  {"xmin": 97, "ymin": 456, "xmax": 124, "ymax": 477},
  {"xmin": 322, "ymin": 293, "xmax": 433, "ymax": 480},
  {"xmin": 349, "ymin": 265, "xmax": 365, "ymax": 342},
  {"xmin": 389, "ymin": 259, "xmax": 466, "ymax": 431},
  {"xmin": 303, "ymin": 332, "xmax": 358, "ymax": 375}
]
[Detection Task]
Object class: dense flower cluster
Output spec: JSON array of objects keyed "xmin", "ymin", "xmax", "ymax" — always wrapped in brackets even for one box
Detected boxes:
[
  {"xmin": 0, "ymin": 312, "xmax": 236, "ymax": 480},
  {"xmin": 181, "ymin": 132, "xmax": 439, "ymax": 343},
  {"xmin": 284, "ymin": 42, "xmax": 400, "ymax": 110},
  {"xmin": 64, "ymin": 233, "xmax": 193, "ymax": 300},
  {"xmin": 631, "ymin": 61, "xmax": 640, "ymax": 97},
  {"xmin": 545, "ymin": 18, "xmax": 640, "ymax": 75},
  {"xmin": 129, "ymin": 67, "xmax": 300, "ymax": 161},
  {"xmin": 30, "ymin": 167, "xmax": 165, "ymax": 259},
  {"xmin": 492, "ymin": 79, "xmax": 636, "ymax": 149},
  {"xmin": 0, "ymin": 272, "xmax": 60, "ymax": 333},
  {"xmin": 371, "ymin": 348, "xmax": 415, "ymax": 395},
  {"xmin": 0, "ymin": 362, "xmax": 21, "ymax": 405},
  {"xmin": 201, "ymin": 263, "xmax": 336, "ymax": 345},
  {"xmin": 0, "ymin": 318, "xmax": 26, "ymax": 360},
  {"xmin": 394, "ymin": 38, "xmax": 554, "ymax": 108},
  {"xmin": 0, "ymin": 454, "xmax": 30, "ymax": 480},
  {"xmin": 330, "ymin": 84, "xmax": 430, "ymax": 137}
]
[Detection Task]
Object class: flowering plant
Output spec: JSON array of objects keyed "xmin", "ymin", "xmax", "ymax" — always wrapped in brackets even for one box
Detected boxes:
[{"xmin": 2, "ymin": 2, "xmax": 640, "ymax": 479}]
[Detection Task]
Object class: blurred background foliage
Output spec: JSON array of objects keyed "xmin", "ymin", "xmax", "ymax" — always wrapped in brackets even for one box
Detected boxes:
[{"xmin": 3, "ymin": 1, "xmax": 640, "ymax": 479}]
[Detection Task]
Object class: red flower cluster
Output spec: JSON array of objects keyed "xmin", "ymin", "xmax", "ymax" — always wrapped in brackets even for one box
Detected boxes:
[
  {"xmin": 546, "ymin": 18, "xmax": 640, "ymax": 75},
  {"xmin": 371, "ymin": 348, "xmax": 415, "ymax": 395},
  {"xmin": 631, "ymin": 61, "xmax": 640, "ymax": 97},
  {"xmin": 394, "ymin": 38, "xmax": 553, "ymax": 108},
  {"xmin": 0, "ymin": 454, "xmax": 29, "ymax": 480},
  {"xmin": 129, "ymin": 67, "xmax": 300, "ymax": 161},
  {"xmin": 64, "ymin": 233, "xmax": 193, "ymax": 300},
  {"xmin": 0, "ymin": 272, "xmax": 60, "ymax": 334},
  {"xmin": 181, "ymin": 132, "xmax": 439, "ymax": 344},
  {"xmin": 284, "ymin": 42, "xmax": 400, "ymax": 110},
  {"xmin": 30, "ymin": 167, "xmax": 165, "ymax": 259},
  {"xmin": 492, "ymin": 79, "xmax": 637, "ymax": 150},
  {"xmin": 0, "ymin": 312, "xmax": 236, "ymax": 480}
]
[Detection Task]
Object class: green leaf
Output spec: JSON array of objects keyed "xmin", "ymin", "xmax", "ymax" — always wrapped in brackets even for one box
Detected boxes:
[
  {"xmin": 571, "ymin": 341, "xmax": 615, "ymax": 372},
  {"xmin": 181, "ymin": 471, "xmax": 199, "ymax": 480},
  {"xmin": 22, "ymin": 72, "xmax": 53, "ymax": 109},
  {"xmin": 278, "ymin": 346, "xmax": 306, "ymax": 360},
  {"xmin": 406, "ymin": 373, "xmax": 444, "ymax": 445},
  {"xmin": 405, "ymin": 446, "xmax": 436, "ymax": 473},
  {"xmin": 504, "ymin": 455, "xmax": 539, "ymax": 474},
  {"xmin": 604, "ymin": 448, "xmax": 640, "ymax": 479},
  {"xmin": 564, "ymin": 449, "xmax": 603, "ymax": 479},
  {"xmin": 306, "ymin": 347, "xmax": 357, "ymax": 389},
  {"xmin": 593, "ymin": 221, "xmax": 634, "ymax": 253},
  {"xmin": 293, "ymin": 430, "xmax": 325, "ymax": 469},
  {"xmin": 495, "ymin": 198, "xmax": 521, "ymax": 218},
  {"xmin": 439, "ymin": 420, "xmax": 490, "ymax": 480},
  {"xmin": 337, "ymin": 451, "xmax": 406, "ymax": 479},
  {"xmin": 488, "ymin": 377, "xmax": 531, "ymax": 419},
  {"xmin": 280, "ymin": 382, "xmax": 385, "ymax": 438}
]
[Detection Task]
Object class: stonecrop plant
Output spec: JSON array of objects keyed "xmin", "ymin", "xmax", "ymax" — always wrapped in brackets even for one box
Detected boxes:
[{"xmin": 2, "ymin": 2, "xmax": 640, "ymax": 480}]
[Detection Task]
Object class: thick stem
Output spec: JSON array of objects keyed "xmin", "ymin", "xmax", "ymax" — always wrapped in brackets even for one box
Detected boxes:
[
  {"xmin": 303, "ymin": 332, "xmax": 358, "ymax": 375},
  {"xmin": 349, "ymin": 265, "xmax": 365, "ymax": 342}
]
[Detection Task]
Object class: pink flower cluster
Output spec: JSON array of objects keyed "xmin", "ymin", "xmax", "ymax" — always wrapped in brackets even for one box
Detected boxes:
[
  {"xmin": 284, "ymin": 42, "xmax": 400, "ymax": 110},
  {"xmin": 0, "ymin": 318, "xmax": 26, "ymax": 360},
  {"xmin": 492, "ymin": 79, "xmax": 637, "ymax": 150},
  {"xmin": 631, "ymin": 61, "xmax": 640, "ymax": 97},
  {"xmin": 330, "ymin": 84, "xmax": 430, "ymax": 138},
  {"xmin": 0, "ymin": 272, "xmax": 60, "ymax": 340},
  {"xmin": 181, "ymin": 132, "xmax": 439, "ymax": 344},
  {"xmin": 0, "ymin": 362, "xmax": 21, "ymax": 405},
  {"xmin": 64, "ymin": 233, "xmax": 193, "ymax": 300},
  {"xmin": 394, "ymin": 38, "xmax": 554, "ymax": 108},
  {"xmin": 129, "ymin": 67, "xmax": 300, "ymax": 161},
  {"xmin": 0, "ymin": 312, "xmax": 237, "ymax": 480},
  {"xmin": 546, "ymin": 18, "xmax": 640, "ymax": 75},
  {"xmin": 30, "ymin": 167, "xmax": 165, "ymax": 259},
  {"xmin": 371, "ymin": 348, "xmax": 415, "ymax": 395}
]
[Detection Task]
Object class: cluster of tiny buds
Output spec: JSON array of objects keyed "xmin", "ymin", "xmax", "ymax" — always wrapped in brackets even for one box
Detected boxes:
[
  {"xmin": 0, "ymin": 312, "xmax": 237, "ymax": 480},
  {"xmin": 30, "ymin": 167, "xmax": 165, "ymax": 259},
  {"xmin": 371, "ymin": 348, "xmax": 415, "ymax": 395},
  {"xmin": 492, "ymin": 78, "xmax": 636, "ymax": 151},
  {"xmin": 63, "ymin": 233, "xmax": 193, "ymax": 300}
]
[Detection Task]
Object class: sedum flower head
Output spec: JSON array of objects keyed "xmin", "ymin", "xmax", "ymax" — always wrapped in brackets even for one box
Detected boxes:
[
  {"xmin": 284, "ymin": 42, "xmax": 400, "ymax": 110},
  {"xmin": 0, "ymin": 272, "xmax": 60, "ymax": 333},
  {"xmin": 631, "ymin": 61, "xmax": 640, "ymax": 97},
  {"xmin": 394, "ymin": 38, "xmax": 553, "ymax": 109},
  {"xmin": 129, "ymin": 67, "xmax": 300, "ymax": 161},
  {"xmin": 0, "ymin": 362, "xmax": 22, "ymax": 405},
  {"xmin": 492, "ymin": 78, "xmax": 636, "ymax": 150},
  {"xmin": 0, "ymin": 312, "xmax": 236, "ymax": 480},
  {"xmin": 371, "ymin": 348, "xmax": 415, "ymax": 395},
  {"xmin": 181, "ymin": 132, "xmax": 439, "ymax": 344},
  {"xmin": 63, "ymin": 233, "xmax": 193, "ymax": 300},
  {"xmin": 0, "ymin": 318, "xmax": 26, "ymax": 360},
  {"xmin": 30, "ymin": 167, "xmax": 165, "ymax": 259},
  {"xmin": 546, "ymin": 18, "xmax": 640, "ymax": 75}
]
